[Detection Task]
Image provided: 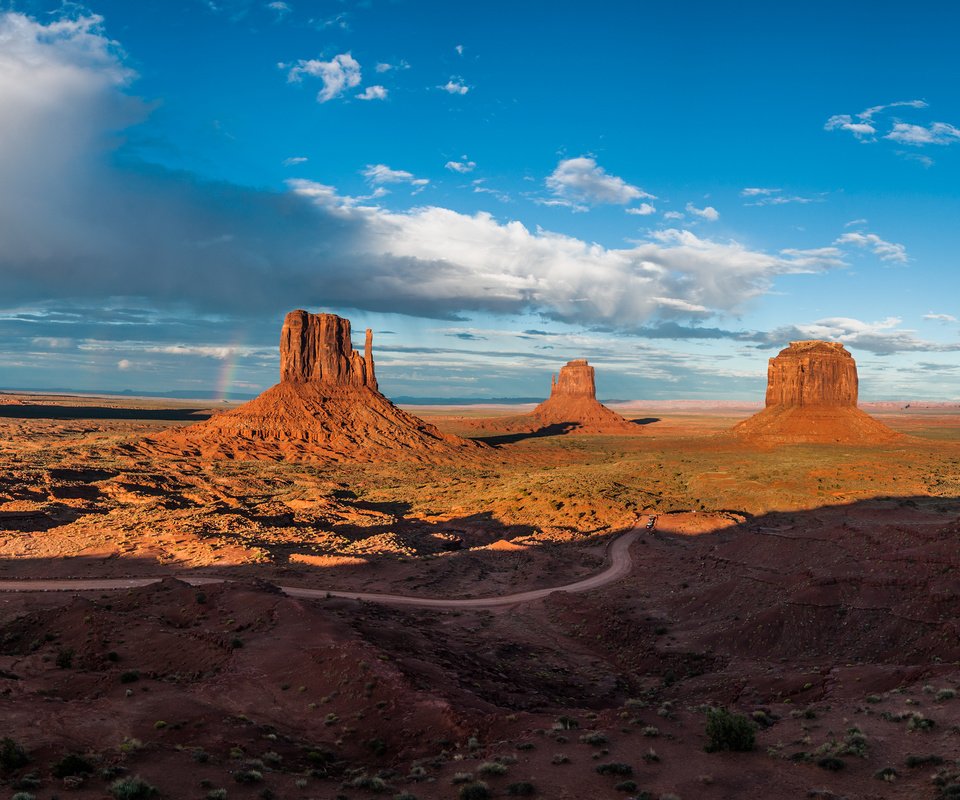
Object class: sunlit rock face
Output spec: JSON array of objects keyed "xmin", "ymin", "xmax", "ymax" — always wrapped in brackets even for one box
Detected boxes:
[
  {"xmin": 764, "ymin": 341, "xmax": 857, "ymax": 408},
  {"xmin": 280, "ymin": 310, "xmax": 377, "ymax": 390}
]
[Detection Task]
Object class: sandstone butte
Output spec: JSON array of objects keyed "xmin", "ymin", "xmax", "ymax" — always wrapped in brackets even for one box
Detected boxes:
[
  {"xmin": 144, "ymin": 310, "xmax": 480, "ymax": 462},
  {"xmin": 733, "ymin": 340, "xmax": 899, "ymax": 444},
  {"xmin": 443, "ymin": 358, "xmax": 639, "ymax": 438},
  {"xmin": 530, "ymin": 359, "xmax": 639, "ymax": 434}
]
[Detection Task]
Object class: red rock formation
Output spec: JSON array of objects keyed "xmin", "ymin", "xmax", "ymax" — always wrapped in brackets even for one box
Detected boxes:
[
  {"xmin": 764, "ymin": 340, "xmax": 857, "ymax": 407},
  {"xmin": 734, "ymin": 341, "xmax": 897, "ymax": 444},
  {"xmin": 279, "ymin": 310, "xmax": 377, "ymax": 390},
  {"xmin": 459, "ymin": 359, "xmax": 640, "ymax": 437},
  {"xmin": 145, "ymin": 310, "xmax": 478, "ymax": 462},
  {"xmin": 549, "ymin": 359, "xmax": 596, "ymax": 399}
]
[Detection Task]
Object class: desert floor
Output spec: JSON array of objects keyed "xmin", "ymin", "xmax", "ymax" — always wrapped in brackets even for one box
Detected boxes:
[{"xmin": 1, "ymin": 393, "xmax": 959, "ymax": 799}]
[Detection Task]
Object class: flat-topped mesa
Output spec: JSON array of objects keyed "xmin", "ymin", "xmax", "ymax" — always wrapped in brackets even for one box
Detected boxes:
[
  {"xmin": 765, "ymin": 340, "xmax": 857, "ymax": 407},
  {"xmin": 550, "ymin": 359, "xmax": 597, "ymax": 399},
  {"xmin": 733, "ymin": 339, "xmax": 898, "ymax": 444},
  {"xmin": 280, "ymin": 310, "xmax": 377, "ymax": 390}
]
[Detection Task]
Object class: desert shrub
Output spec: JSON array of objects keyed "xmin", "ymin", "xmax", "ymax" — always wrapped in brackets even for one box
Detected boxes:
[
  {"xmin": 55, "ymin": 648, "xmax": 74, "ymax": 669},
  {"xmin": 817, "ymin": 756, "xmax": 845, "ymax": 771},
  {"xmin": 874, "ymin": 766, "xmax": 898, "ymax": 781},
  {"xmin": 704, "ymin": 708, "xmax": 755, "ymax": 752},
  {"xmin": 11, "ymin": 793, "xmax": 35, "ymax": 800},
  {"xmin": 477, "ymin": 761, "xmax": 507, "ymax": 776},
  {"xmin": 550, "ymin": 754, "xmax": 569, "ymax": 765},
  {"xmin": 394, "ymin": 792, "xmax": 418, "ymax": 800},
  {"xmin": 458, "ymin": 782, "xmax": 491, "ymax": 800},
  {"xmin": 451, "ymin": 772, "xmax": 473, "ymax": 784},
  {"xmin": 596, "ymin": 762, "xmax": 633, "ymax": 776},
  {"xmin": 515, "ymin": 742, "xmax": 534, "ymax": 751},
  {"xmin": 349, "ymin": 774, "xmax": 387, "ymax": 791},
  {"xmin": 52, "ymin": 753, "xmax": 94, "ymax": 777},
  {"xmin": 120, "ymin": 670, "xmax": 140, "ymax": 684},
  {"xmin": 614, "ymin": 780, "xmax": 637, "ymax": 792},
  {"xmin": 109, "ymin": 776, "xmax": 159, "ymax": 799},
  {"xmin": 937, "ymin": 689, "xmax": 957, "ymax": 702},
  {"xmin": 506, "ymin": 782, "xmax": 535, "ymax": 796},
  {"xmin": 906, "ymin": 753, "xmax": 944, "ymax": 767},
  {"xmin": 234, "ymin": 769, "xmax": 263, "ymax": 784},
  {"xmin": 908, "ymin": 713, "xmax": 935, "ymax": 731},
  {"xmin": 579, "ymin": 731, "xmax": 607, "ymax": 746},
  {"xmin": 0, "ymin": 737, "xmax": 29, "ymax": 771},
  {"xmin": 206, "ymin": 790, "xmax": 227, "ymax": 800},
  {"xmin": 553, "ymin": 715, "xmax": 578, "ymax": 730}
]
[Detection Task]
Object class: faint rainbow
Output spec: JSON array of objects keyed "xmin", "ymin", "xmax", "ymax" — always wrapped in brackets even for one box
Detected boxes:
[{"xmin": 214, "ymin": 336, "xmax": 246, "ymax": 401}]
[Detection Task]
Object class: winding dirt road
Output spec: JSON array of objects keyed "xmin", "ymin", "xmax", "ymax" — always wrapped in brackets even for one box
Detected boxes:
[{"xmin": 0, "ymin": 530, "xmax": 640, "ymax": 609}]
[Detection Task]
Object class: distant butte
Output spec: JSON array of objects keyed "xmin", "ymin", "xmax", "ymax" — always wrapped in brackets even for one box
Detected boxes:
[
  {"xmin": 144, "ymin": 310, "xmax": 481, "ymax": 462},
  {"xmin": 733, "ymin": 340, "xmax": 899, "ymax": 444},
  {"xmin": 461, "ymin": 358, "xmax": 640, "ymax": 438},
  {"xmin": 531, "ymin": 359, "xmax": 638, "ymax": 434}
]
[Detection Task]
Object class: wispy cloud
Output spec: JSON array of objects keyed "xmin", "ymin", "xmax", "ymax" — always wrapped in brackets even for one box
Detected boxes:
[
  {"xmin": 361, "ymin": 164, "xmax": 429, "ymax": 190},
  {"xmin": 835, "ymin": 231, "xmax": 908, "ymax": 263},
  {"xmin": 825, "ymin": 99, "xmax": 960, "ymax": 155},
  {"xmin": 545, "ymin": 156, "xmax": 653, "ymax": 208},
  {"xmin": 685, "ymin": 202, "xmax": 719, "ymax": 221},
  {"xmin": 740, "ymin": 187, "xmax": 820, "ymax": 206},
  {"xmin": 924, "ymin": 313, "xmax": 958, "ymax": 324},
  {"xmin": 445, "ymin": 156, "xmax": 476, "ymax": 173},
  {"xmin": 284, "ymin": 52, "xmax": 360, "ymax": 102},
  {"xmin": 765, "ymin": 316, "xmax": 960, "ymax": 355},
  {"xmin": 282, "ymin": 156, "xmax": 308, "ymax": 166},
  {"xmin": 625, "ymin": 203, "xmax": 657, "ymax": 216}
]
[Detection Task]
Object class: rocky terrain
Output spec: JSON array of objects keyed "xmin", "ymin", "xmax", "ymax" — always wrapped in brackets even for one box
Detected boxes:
[
  {"xmin": 1, "ymin": 334, "xmax": 960, "ymax": 798},
  {"xmin": 734, "ymin": 341, "xmax": 899, "ymax": 444}
]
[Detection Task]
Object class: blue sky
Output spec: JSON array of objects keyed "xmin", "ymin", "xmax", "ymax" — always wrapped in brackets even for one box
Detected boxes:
[{"xmin": 1, "ymin": 0, "xmax": 960, "ymax": 400}]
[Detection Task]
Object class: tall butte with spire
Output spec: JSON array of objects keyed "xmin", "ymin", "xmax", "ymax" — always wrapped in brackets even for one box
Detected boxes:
[
  {"xmin": 733, "ymin": 340, "xmax": 898, "ymax": 444},
  {"xmin": 146, "ymin": 310, "xmax": 479, "ymax": 462}
]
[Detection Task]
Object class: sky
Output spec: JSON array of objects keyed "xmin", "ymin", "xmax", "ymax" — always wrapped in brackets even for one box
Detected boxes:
[{"xmin": 2, "ymin": 0, "xmax": 960, "ymax": 401}]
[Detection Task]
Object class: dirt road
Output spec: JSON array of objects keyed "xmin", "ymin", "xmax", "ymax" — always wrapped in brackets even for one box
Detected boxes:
[{"xmin": 0, "ymin": 529, "xmax": 640, "ymax": 608}]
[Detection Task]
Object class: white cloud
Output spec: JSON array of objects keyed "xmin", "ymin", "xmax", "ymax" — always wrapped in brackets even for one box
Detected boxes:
[
  {"xmin": 886, "ymin": 121, "xmax": 960, "ymax": 146},
  {"xmin": 844, "ymin": 218, "xmax": 868, "ymax": 228},
  {"xmin": 663, "ymin": 210, "xmax": 684, "ymax": 220},
  {"xmin": 625, "ymin": 203, "xmax": 657, "ymax": 216},
  {"xmin": 768, "ymin": 316, "xmax": 960, "ymax": 355},
  {"xmin": 285, "ymin": 52, "xmax": 360, "ymax": 102},
  {"xmin": 740, "ymin": 187, "xmax": 820, "ymax": 207},
  {"xmin": 362, "ymin": 164, "xmax": 429, "ymax": 188},
  {"xmin": 356, "ymin": 84, "xmax": 387, "ymax": 101},
  {"xmin": 0, "ymin": 9, "xmax": 851, "ymax": 338},
  {"xmin": 455, "ymin": 44, "xmax": 464, "ymax": 55},
  {"xmin": 439, "ymin": 77, "xmax": 469, "ymax": 95},
  {"xmin": 546, "ymin": 157, "xmax": 653, "ymax": 207},
  {"xmin": 471, "ymin": 179, "xmax": 509, "ymax": 203},
  {"xmin": 282, "ymin": 156, "xmax": 308, "ymax": 166},
  {"xmin": 924, "ymin": 313, "xmax": 958, "ymax": 324},
  {"xmin": 267, "ymin": 2, "xmax": 291, "ymax": 15},
  {"xmin": 117, "ymin": 358, "xmax": 132, "ymax": 370},
  {"xmin": 825, "ymin": 100, "xmax": 960, "ymax": 151},
  {"xmin": 445, "ymin": 156, "xmax": 476, "ymax": 173},
  {"xmin": 835, "ymin": 231, "xmax": 908, "ymax": 263},
  {"xmin": 375, "ymin": 60, "xmax": 409, "ymax": 73},
  {"xmin": 685, "ymin": 202, "xmax": 719, "ymax": 221}
]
